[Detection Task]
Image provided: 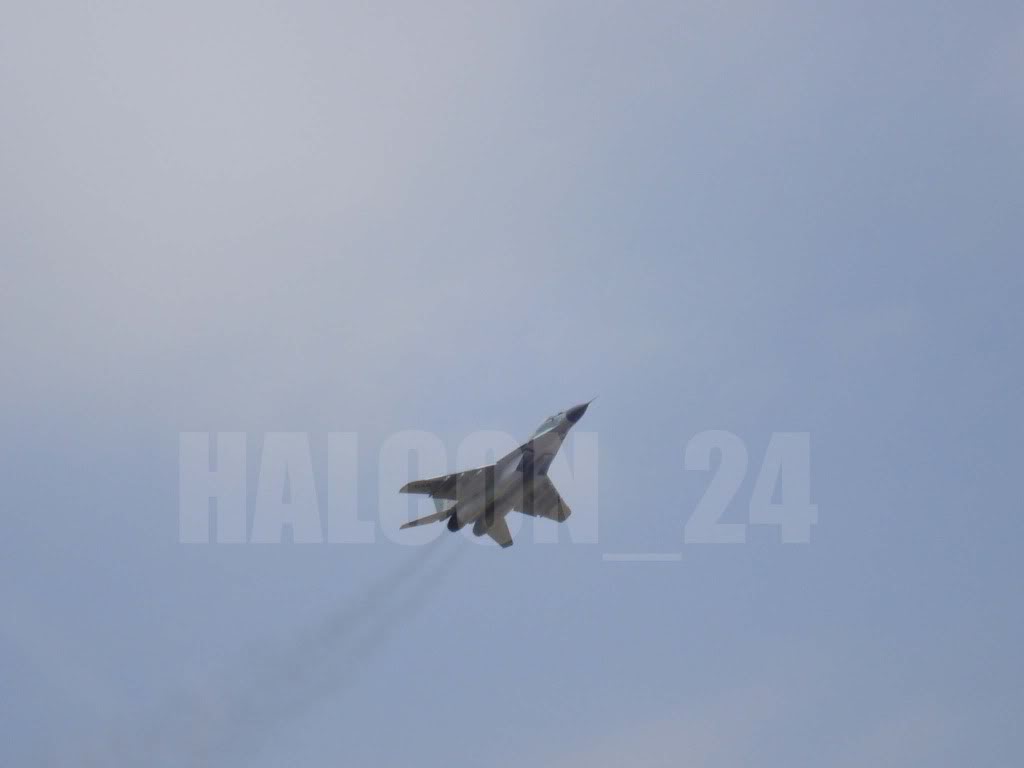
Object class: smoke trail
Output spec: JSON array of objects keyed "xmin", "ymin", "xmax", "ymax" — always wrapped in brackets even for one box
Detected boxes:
[
  {"xmin": 102, "ymin": 538, "xmax": 466, "ymax": 767},
  {"xmin": 266, "ymin": 541, "xmax": 467, "ymax": 729},
  {"xmin": 206, "ymin": 538, "xmax": 467, "ymax": 764}
]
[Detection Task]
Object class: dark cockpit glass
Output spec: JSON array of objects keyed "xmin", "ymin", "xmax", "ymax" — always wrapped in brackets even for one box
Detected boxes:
[{"xmin": 531, "ymin": 413, "xmax": 562, "ymax": 437}]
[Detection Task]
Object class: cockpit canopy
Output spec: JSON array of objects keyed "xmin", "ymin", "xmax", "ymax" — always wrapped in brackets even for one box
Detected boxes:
[{"xmin": 531, "ymin": 412, "xmax": 564, "ymax": 438}]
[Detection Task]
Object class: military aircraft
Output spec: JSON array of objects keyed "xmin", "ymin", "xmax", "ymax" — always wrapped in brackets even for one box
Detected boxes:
[{"xmin": 399, "ymin": 401, "xmax": 593, "ymax": 548}]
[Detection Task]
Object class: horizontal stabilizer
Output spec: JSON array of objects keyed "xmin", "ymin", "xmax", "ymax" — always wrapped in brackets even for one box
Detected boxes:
[
  {"xmin": 517, "ymin": 476, "xmax": 572, "ymax": 522},
  {"xmin": 484, "ymin": 517, "xmax": 514, "ymax": 548},
  {"xmin": 400, "ymin": 506, "xmax": 454, "ymax": 530}
]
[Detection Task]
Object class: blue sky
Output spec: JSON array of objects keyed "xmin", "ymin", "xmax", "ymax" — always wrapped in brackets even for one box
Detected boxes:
[{"xmin": 1, "ymin": 2, "xmax": 1022, "ymax": 765}]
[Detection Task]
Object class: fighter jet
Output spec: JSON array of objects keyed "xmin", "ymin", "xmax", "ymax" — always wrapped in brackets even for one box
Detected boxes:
[{"xmin": 399, "ymin": 401, "xmax": 593, "ymax": 548}]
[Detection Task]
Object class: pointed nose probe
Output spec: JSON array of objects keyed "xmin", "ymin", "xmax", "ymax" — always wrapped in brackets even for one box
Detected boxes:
[{"xmin": 566, "ymin": 400, "xmax": 591, "ymax": 424}]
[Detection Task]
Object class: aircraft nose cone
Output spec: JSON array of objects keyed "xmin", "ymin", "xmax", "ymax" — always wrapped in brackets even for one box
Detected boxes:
[{"xmin": 566, "ymin": 402, "xmax": 590, "ymax": 424}]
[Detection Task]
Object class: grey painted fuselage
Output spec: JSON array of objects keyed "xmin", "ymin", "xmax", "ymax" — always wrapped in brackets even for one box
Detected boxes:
[{"xmin": 399, "ymin": 401, "xmax": 591, "ymax": 548}]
